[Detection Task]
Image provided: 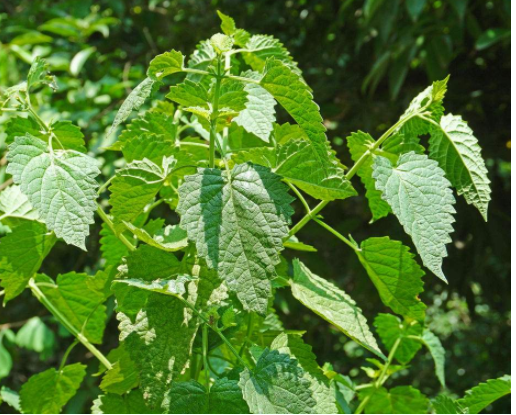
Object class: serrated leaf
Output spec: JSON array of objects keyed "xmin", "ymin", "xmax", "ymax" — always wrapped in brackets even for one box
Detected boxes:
[
  {"xmin": 26, "ymin": 56, "xmax": 56, "ymax": 91},
  {"xmin": 167, "ymin": 79, "xmax": 209, "ymax": 108},
  {"xmin": 243, "ymin": 35, "xmax": 297, "ymax": 73},
  {"xmin": 121, "ymin": 133, "xmax": 175, "ymax": 165},
  {"xmin": 0, "ymin": 219, "xmax": 56, "ymax": 303},
  {"xmin": 99, "ymin": 222, "xmax": 129, "ymax": 269},
  {"xmin": 4, "ymin": 116, "xmax": 44, "ymax": 144},
  {"xmin": 271, "ymin": 333, "xmax": 338, "ymax": 413},
  {"xmin": 19, "ymin": 363, "xmax": 86, "ymax": 414},
  {"xmin": 109, "ymin": 77, "xmax": 156, "ymax": 137},
  {"xmin": 239, "ymin": 348, "xmax": 317, "ymax": 414},
  {"xmin": 217, "ymin": 11, "xmax": 250, "ymax": 46},
  {"xmin": 357, "ymin": 237, "xmax": 426, "ymax": 322},
  {"xmin": 177, "ymin": 163, "xmax": 293, "ymax": 314},
  {"xmin": 92, "ymin": 390, "xmax": 158, "ymax": 414},
  {"xmin": 421, "ymin": 329, "xmax": 446, "ymax": 387},
  {"xmin": 162, "ymin": 378, "xmax": 249, "ymax": 414},
  {"xmin": 147, "ymin": 50, "xmax": 184, "ymax": 81},
  {"xmin": 374, "ymin": 313, "xmax": 423, "ymax": 364},
  {"xmin": 372, "ymin": 152, "xmax": 456, "ymax": 281},
  {"xmin": 126, "ymin": 244, "xmax": 181, "ymax": 281},
  {"xmin": 0, "ymin": 386, "xmax": 20, "ymax": 411},
  {"xmin": 187, "ymin": 40, "xmax": 217, "ymax": 80},
  {"xmin": 458, "ymin": 375, "xmax": 511, "ymax": 414},
  {"xmin": 7, "ymin": 134, "xmax": 100, "ymax": 249},
  {"xmin": 123, "ymin": 222, "xmax": 188, "ymax": 252},
  {"xmin": 50, "ymin": 120, "xmax": 87, "ymax": 153},
  {"xmin": 0, "ymin": 185, "xmax": 39, "ymax": 222},
  {"xmin": 100, "ymin": 344, "xmax": 139, "ymax": 395},
  {"xmin": 429, "ymin": 113, "xmax": 491, "ymax": 220},
  {"xmin": 108, "ymin": 159, "xmax": 165, "ymax": 231},
  {"xmin": 359, "ymin": 385, "xmax": 429, "ymax": 414},
  {"xmin": 36, "ymin": 272, "xmax": 107, "ymax": 344},
  {"xmin": 432, "ymin": 395, "xmax": 462, "ymax": 414},
  {"xmin": 290, "ymin": 259, "xmax": 383, "ymax": 358}
]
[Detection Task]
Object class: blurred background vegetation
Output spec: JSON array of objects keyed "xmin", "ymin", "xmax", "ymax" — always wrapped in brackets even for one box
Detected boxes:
[{"xmin": 0, "ymin": 0, "xmax": 510, "ymax": 413}]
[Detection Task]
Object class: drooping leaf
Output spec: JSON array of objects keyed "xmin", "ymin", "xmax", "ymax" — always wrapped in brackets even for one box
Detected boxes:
[
  {"xmin": 109, "ymin": 77, "xmax": 156, "ymax": 137},
  {"xmin": 239, "ymin": 348, "xmax": 317, "ymax": 414},
  {"xmin": 359, "ymin": 385, "xmax": 429, "ymax": 414},
  {"xmin": 36, "ymin": 272, "xmax": 107, "ymax": 344},
  {"xmin": 177, "ymin": 163, "xmax": 293, "ymax": 314},
  {"xmin": 7, "ymin": 134, "xmax": 100, "ymax": 249},
  {"xmin": 271, "ymin": 333, "xmax": 338, "ymax": 413},
  {"xmin": 372, "ymin": 152, "xmax": 456, "ymax": 281},
  {"xmin": 429, "ymin": 113, "xmax": 491, "ymax": 220},
  {"xmin": 0, "ymin": 185, "xmax": 39, "ymax": 222},
  {"xmin": 92, "ymin": 390, "xmax": 158, "ymax": 414},
  {"xmin": 147, "ymin": 50, "xmax": 184, "ymax": 81},
  {"xmin": 421, "ymin": 329, "xmax": 446, "ymax": 387},
  {"xmin": 357, "ymin": 237, "xmax": 426, "ymax": 322},
  {"xmin": 458, "ymin": 375, "xmax": 511, "ymax": 414},
  {"xmin": 290, "ymin": 259, "xmax": 383, "ymax": 358},
  {"xmin": 374, "ymin": 313, "xmax": 423, "ymax": 364},
  {"xmin": 19, "ymin": 363, "xmax": 86, "ymax": 414},
  {"xmin": 0, "ymin": 219, "xmax": 56, "ymax": 303}
]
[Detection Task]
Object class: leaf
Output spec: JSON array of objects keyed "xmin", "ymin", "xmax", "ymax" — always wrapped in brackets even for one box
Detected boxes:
[
  {"xmin": 109, "ymin": 77, "xmax": 156, "ymax": 137},
  {"xmin": 7, "ymin": 134, "xmax": 100, "ymax": 249},
  {"xmin": 15, "ymin": 316, "xmax": 55, "ymax": 356},
  {"xmin": 406, "ymin": 0, "xmax": 427, "ymax": 21},
  {"xmin": 217, "ymin": 10, "xmax": 250, "ymax": 46},
  {"xmin": 126, "ymin": 244, "xmax": 181, "ymax": 281},
  {"xmin": 0, "ymin": 386, "xmax": 21, "ymax": 411},
  {"xmin": 70, "ymin": 46, "xmax": 96, "ymax": 76},
  {"xmin": 290, "ymin": 259, "xmax": 384, "ymax": 358},
  {"xmin": 19, "ymin": 363, "xmax": 86, "ymax": 414},
  {"xmin": 458, "ymin": 375, "xmax": 511, "ymax": 414},
  {"xmin": 239, "ymin": 348, "xmax": 317, "ymax": 414},
  {"xmin": 372, "ymin": 152, "xmax": 456, "ymax": 281},
  {"xmin": 50, "ymin": 120, "xmax": 87, "ymax": 153},
  {"xmin": 374, "ymin": 313, "xmax": 423, "ymax": 364},
  {"xmin": 99, "ymin": 222, "xmax": 129, "ymax": 269},
  {"xmin": 243, "ymin": 35, "xmax": 297, "ymax": 73},
  {"xmin": 4, "ymin": 116, "xmax": 44, "ymax": 144},
  {"xmin": 187, "ymin": 40, "xmax": 217, "ymax": 79},
  {"xmin": 147, "ymin": 50, "xmax": 184, "ymax": 81},
  {"xmin": 475, "ymin": 28, "xmax": 510, "ymax": 51},
  {"xmin": 100, "ymin": 344, "xmax": 139, "ymax": 395},
  {"xmin": 271, "ymin": 333, "xmax": 338, "ymax": 413},
  {"xmin": 0, "ymin": 219, "xmax": 56, "ymax": 303},
  {"xmin": 432, "ymin": 395, "xmax": 462, "ymax": 414},
  {"xmin": 357, "ymin": 237, "xmax": 426, "ymax": 322},
  {"xmin": 429, "ymin": 113, "xmax": 491, "ymax": 220},
  {"xmin": 36, "ymin": 272, "xmax": 107, "ymax": 344},
  {"xmin": 26, "ymin": 56, "xmax": 56, "ymax": 91},
  {"xmin": 0, "ymin": 185, "xmax": 39, "ymax": 222},
  {"xmin": 0, "ymin": 333, "xmax": 13, "ymax": 380},
  {"xmin": 177, "ymin": 163, "xmax": 293, "ymax": 314},
  {"xmin": 108, "ymin": 159, "xmax": 165, "ymax": 231},
  {"xmin": 167, "ymin": 79, "xmax": 209, "ymax": 108},
  {"xmin": 359, "ymin": 385, "xmax": 429, "ymax": 414},
  {"xmin": 421, "ymin": 329, "xmax": 446, "ymax": 387},
  {"xmin": 92, "ymin": 390, "xmax": 158, "ymax": 414},
  {"xmin": 284, "ymin": 237, "xmax": 317, "ymax": 252},
  {"xmin": 233, "ymin": 81, "xmax": 276, "ymax": 142},
  {"xmin": 123, "ymin": 222, "xmax": 188, "ymax": 252},
  {"xmin": 162, "ymin": 378, "xmax": 249, "ymax": 414}
]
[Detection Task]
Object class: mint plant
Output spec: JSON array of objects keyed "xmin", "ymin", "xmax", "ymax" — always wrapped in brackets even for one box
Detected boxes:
[{"xmin": 0, "ymin": 11, "xmax": 510, "ymax": 414}]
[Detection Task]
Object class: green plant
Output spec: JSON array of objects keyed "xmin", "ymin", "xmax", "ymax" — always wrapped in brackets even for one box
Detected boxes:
[{"xmin": 0, "ymin": 11, "xmax": 510, "ymax": 414}]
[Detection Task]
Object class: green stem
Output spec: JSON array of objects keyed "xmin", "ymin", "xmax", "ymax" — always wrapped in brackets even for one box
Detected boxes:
[
  {"xmin": 313, "ymin": 218, "xmax": 359, "ymax": 251},
  {"xmin": 227, "ymin": 74, "xmax": 260, "ymax": 85},
  {"xmin": 287, "ymin": 182, "xmax": 311, "ymax": 215},
  {"xmin": 377, "ymin": 337, "xmax": 401, "ymax": 386},
  {"xmin": 239, "ymin": 313, "xmax": 254, "ymax": 357},
  {"xmin": 96, "ymin": 205, "xmax": 135, "ymax": 252},
  {"xmin": 288, "ymin": 200, "xmax": 329, "ymax": 237},
  {"xmin": 59, "ymin": 339, "xmax": 79, "ymax": 370},
  {"xmin": 29, "ymin": 278, "xmax": 113, "ymax": 370},
  {"xmin": 202, "ymin": 324, "xmax": 210, "ymax": 388},
  {"xmin": 354, "ymin": 394, "xmax": 371, "ymax": 414}
]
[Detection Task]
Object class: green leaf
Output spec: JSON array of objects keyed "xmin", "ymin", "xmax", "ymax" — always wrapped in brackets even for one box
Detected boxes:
[
  {"xmin": 147, "ymin": 50, "xmax": 184, "ymax": 81},
  {"xmin": 432, "ymin": 395, "xmax": 462, "ymax": 414},
  {"xmin": 0, "ymin": 332, "xmax": 13, "ymax": 380},
  {"xmin": 271, "ymin": 333, "xmax": 338, "ymax": 413},
  {"xmin": 167, "ymin": 79, "xmax": 209, "ymax": 108},
  {"xmin": 475, "ymin": 28, "xmax": 510, "ymax": 51},
  {"xmin": 162, "ymin": 378, "xmax": 249, "ymax": 414},
  {"xmin": 217, "ymin": 11, "xmax": 250, "ymax": 46},
  {"xmin": 429, "ymin": 113, "xmax": 491, "ymax": 220},
  {"xmin": 284, "ymin": 237, "xmax": 317, "ymax": 252},
  {"xmin": 458, "ymin": 375, "xmax": 511, "ymax": 414},
  {"xmin": 218, "ymin": 78, "xmax": 248, "ymax": 113},
  {"xmin": 50, "ymin": 120, "xmax": 87, "ymax": 153},
  {"xmin": 92, "ymin": 390, "xmax": 158, "ymax": 414},
  {"xmin": 359, "ymin": 386, "xmax": 429, "ymax": 414},
  {"xmin": 243, "ymin": 35, "xmax": 297, "ymax": 73},
  {"xmin": 0, "ymin": 219, "xmax": 56, "ymax": 303},
  {"xmin": 108, "ymin": 159, "xmax": 166, "ymax": 231},
  {"xmin": 239, "ymin": 348, "xmax": 317, "ymax": 414},
  {"xmin": 406, "ymin": 0, "xmax": 427, "ymax": 21},
  {"xmin": 4, "ymin": 116, "xmax": 44, "ymax": 144},
  {"xmin": 99, "ymin": 222, "xmax": 129, "ymax": 269},
  {"xmin": 0, "ymin": 386, "xmax": 21, "ymax": 412},
  {"xmin": 210, "ymin": 33, "xmax": 234, "ymax": 53},
  {"xmin": 0, "ymin": 185, "xmax": 39, "ymax": 222},
  {"xmin": 357, "ymin": 237, "xmax": 426, "ymax": 322},
  {"xmin": 122, "ymin": 133, "xmax": 175, "ymax": 165},
  {"xmin": 290, "ymin": 259, "xmax": 383, "ymax": 358},
  {"xmin": 36, "ymin": 272, "xmax": 107, "ymax": 344},
  {"xmin": 19, "ymin": 363, "xmax": 86, "ymax": 414},
  {"xmin": 372, "ymin": 152, "xmax": 456, "ymax": 281},
  {"xmin": 7, "ymin": 134, "xmax": 100, "ymax": 249},
  {"xmin": 187, "ymin": 40, "xmax": 217, "ymax": 79},
  {"xmin": 177, "ymin": 163, "xmax": 293, "ymax": 314},
  {"xmin": 374, "ymin": 313, "xmax": 423, "ymax": 364},
  {"xmin": 123, "ymin": 222, "xmax": 188, "ymax": 252},
  {"xmin": 126, "ymin": 244, "xmax": 181, "ymax": 281},
  {"xmin": 70, "ymin": 46, "xmax": 96, "ymax": 76},
  {"xmin": 100, "ymin": 344, "xmax": 139, "ymax": 395},
  {"xmin": 233, "ymin": 80, "xmax": 276, "ymax": 142},
  {"xmin": 26, "ymin": 56, "xmax": 56, "ymax": 91},
  {"xmin": 109, "ymin": 77, "xmax": 156, "ymax": 137},
  {"xmin": 15, "ymin": 316, "xmax": 55, "ymax": 356},
  {"xmin": 421, "ymin": 329, "xmax": 446, "ymax": 387}
]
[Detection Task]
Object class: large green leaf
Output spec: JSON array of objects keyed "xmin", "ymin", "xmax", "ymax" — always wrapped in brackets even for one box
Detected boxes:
[
  {"xmin": 290, "ymin": 259, "xmax": 383, "ymax": 358},
  {"xmin": 177, "ymin": 163, "xmax": 293, "ymax": 315},
  {"xmin": 374, "ymin": 313, "xmax": 422, "ymax": 364},
  {"xmin": 239, "ymin": 348, "xmax": 317, "ymax": 414},
  {"xmin": 0, "ymin": 219, "xmax": 56, "ymax": 303},
  {"xmin": 36, "ymin": 272, "xmax": 107, "ymax": 344},
  {"xmin": 19, "ymin": 363, "xmax": 86, "ymax": 414},
  {"xmin": 421, "ymin": 329, "xmax": 446, "ymax": 387},
  {"xmin": 7, "ymin": 134, "xmax": 100, "ymax": 249},
  {"xmin": 359, "ymin": 386, "xmax": 429, "ymax": 414},
  {"xmin": 458, "ymin": 375, "xmax": 511, "ymax": 414},
  {"xmin": 357, "ymin": 237, "xmax": 426, "ymax": 322},
  {"xmin": 429, "ymin": 113, "xmax": 491, "ymax": 220},
  {"xmin": 271, "ymin": 333, "xmax": 337, "ymax": 413},
  {"xmin": 92, "ymin": 390, "xmax": 158, "ymax": 414},
  {"xmin": 372, "ymin": 152, "xmax": 455, "ymax": 281}
]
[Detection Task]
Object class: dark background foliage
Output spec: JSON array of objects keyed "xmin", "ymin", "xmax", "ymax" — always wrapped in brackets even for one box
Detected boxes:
[{"xmin": 0, "ymin": 0, "xmax": 510, "ymax": 413}]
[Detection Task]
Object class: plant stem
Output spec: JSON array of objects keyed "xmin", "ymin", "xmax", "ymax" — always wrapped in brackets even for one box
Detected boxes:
[
  {"xmin": 209, "ymin": 65, "xmax": 222, "ymax": 168},
  {"xmin": 288, "ymin": 200, "xmax": 329, "ymax": 237},
  {"xmin": 287, "ymin": 182, "xmax": 311, "ymax": 214},
  {"xmin": 313, "ymin": 218, "xmax": 358, "ymax": 251},
  {"xmin": 59, "ymin": 339, "xmax": 79, "ymax": 370},
  {"xmin": 202, "ymin": 324, "xmax": 210, "ymax": 388},
  {"xmin": 96, "ymin": 205, "xmax": 136, "ymax": 252},
  {"xmin": 28, "ymin": 278, "xmax": 113, "ymax": 370}
]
